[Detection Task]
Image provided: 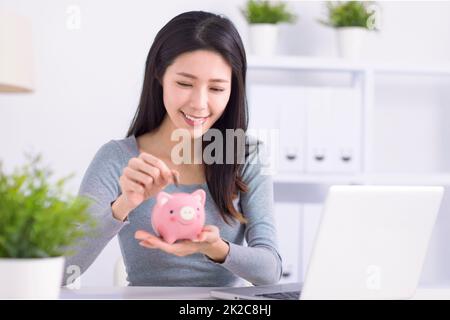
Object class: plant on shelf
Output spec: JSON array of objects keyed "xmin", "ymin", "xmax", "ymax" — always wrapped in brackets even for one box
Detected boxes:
[
  {"xmin": 0, "ymin": 153, "xmax": 94, "ymax": 299},
  {"xmin": 319, "ymin": 1, "xmax": 378, "ymax": 29},
  {"xmin": 241, "ymin": 0, "xmax": 297, "ymax": 24},
  {"xmin": 319, "ymin": 1, "xmax": 379, "ymax": 59},
  {"xmin": 241, "ymin": 0, "xmax": 297, "ymax": 56}
]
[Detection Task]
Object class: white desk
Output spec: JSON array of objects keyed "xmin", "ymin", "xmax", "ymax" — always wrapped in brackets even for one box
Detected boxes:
[
  {"xmin": 60, "ymin": 286, "xmax": 450, "ymax": 300},
  {"xmin": 60, "ymin": 286, "xmax": 218, "ymax": 300}
]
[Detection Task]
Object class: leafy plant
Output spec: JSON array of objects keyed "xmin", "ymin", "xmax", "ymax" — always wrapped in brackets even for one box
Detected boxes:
[
  {"xmin": 319, "ymin": 1, "xmax": 378, "ymax": 30},
  {"xmin": 241, "ymin": 0, "xmax": 297, "ymax": 24},
  {"xmin": 0, "ymin": 153, "xmax": 94, "ymax": 258}
]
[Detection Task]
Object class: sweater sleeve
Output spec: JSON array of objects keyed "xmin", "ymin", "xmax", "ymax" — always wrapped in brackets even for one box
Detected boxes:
[
  {"xmin": 62, "ymin": 140, "xmax": 129, "ymax": 286},
  {"xmin": 218, "ymin": 137, "xmax": 283, "ymax": 285}
]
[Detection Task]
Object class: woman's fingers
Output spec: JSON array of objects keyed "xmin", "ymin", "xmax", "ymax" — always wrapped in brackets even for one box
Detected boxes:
[
  {"xmin": 120, "ymin": 175, "xmax": 145, "ymax": 193},
  {"xmin": 127, "ymin": 154, "xmax": 180, "ymax": 188},
  {"xmin": 135, "ymin": 232, "xmax": 165, "ymax": 249},
  {"xmin": 139, "ymin": 241, "xmax": 156, "ymax": 249},
  {"xmin": 139, "ymin": 153, "xmax": 173, "ymax": 185},
  {"xmin": 123, "ymin": 167, "xmax": 153, "ymax": 187},
  {"xmin": 127, "ymin": 158, "xmax": 163, "ymax": 186},
  {"xmin": 171, "ymin": 169, "xmax": 180, "ymax": 186},
  {"xmin": 134, "ymin": 230, "xmax": 154, "ymax": 240},
  {"xmin": 195, "ymin": 225, "xmax": 220, "ymax": 243},
  {"xmin": 128, "ymin": 157, "xmax": 156, "ymax": 178},
  {"xmin": 148, "ymin": 241, "xmax": 197, "ymax": 257},
  {"xmin": 135, "ymin": 229, "xmax": 200, "ymax": 256},
  {"xmin": 139, "ymin": 236, "xmax": 174, "ymax": 253},
  {"xmin": 134, "ymin": 231, "xmax": 169, "ymax": 248},
  {"xmin": 202, "ymin": 225, "xmax": 218, "ymax": 232},
  {"xmin": 196, "ymin": 231, "xmax": 212, "ymax": 243}
]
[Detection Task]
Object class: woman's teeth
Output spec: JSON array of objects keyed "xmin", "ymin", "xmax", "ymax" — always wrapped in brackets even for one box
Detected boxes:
[
  {"xmin": 184, "ymin": 114, "xmax": 203, "ymax": 121},
  {"xmin": 182, "ymin": 112, "xmax": 208, "ymax": 125}
]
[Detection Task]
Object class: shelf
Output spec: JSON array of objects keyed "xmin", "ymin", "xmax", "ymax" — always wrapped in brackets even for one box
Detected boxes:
[
  {"xmin": 250, "ymin": 55, "xmax": 450, "ymax": 188},
  {"xmin": 248, "ymin": 55, "xmax": 450, "ymax": 76},
  {"xmin": 273, "ymin": 173, "xmax": 364, "ymax": 185},
  {"xmin": 273, "ymin": 173, "xmax": 450, "ymax": 186},
  {"xmin": 373, "ymin": 63, "xmax": 450, "ymax": 76},
  {"xmin": 248, "ymin": 55, "xmax": 365, "ymax": 73},
  {"xmin": 360, "ymin": 173, "xmax": 450, "ymax": 186}
]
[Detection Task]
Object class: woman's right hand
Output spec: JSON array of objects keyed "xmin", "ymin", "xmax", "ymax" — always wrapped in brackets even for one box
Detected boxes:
[{"xmin": 118, "ymin": 152, "xmax": 179, "ymax": 212}]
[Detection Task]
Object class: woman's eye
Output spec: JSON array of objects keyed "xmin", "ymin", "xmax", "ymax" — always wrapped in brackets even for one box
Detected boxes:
[
  {"xmin": 177, "ymin": 82, "xmax": 192, "ymax": 87},
  {"xmin": 176, "ymin": 82, "xmax": 224, "ymax": 92}
]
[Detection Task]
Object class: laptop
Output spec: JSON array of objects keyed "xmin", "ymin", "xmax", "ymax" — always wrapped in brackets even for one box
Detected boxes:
[{"xmin": 210, "ymin": 185, "xmax": 444, "ymax": 300}]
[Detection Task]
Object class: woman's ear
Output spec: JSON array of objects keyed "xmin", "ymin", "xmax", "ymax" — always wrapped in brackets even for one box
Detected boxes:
[
  {"xmin": 156, "ymin": 192, "xmax": 172, "ymax": 206},
  {"xmin": 192, "ymin": 189, "xmax": 206, "ymax": 206}
]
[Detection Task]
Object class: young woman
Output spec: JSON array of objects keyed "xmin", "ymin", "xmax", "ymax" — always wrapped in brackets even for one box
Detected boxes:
[{"xmin": 64, "ymin": 11, "xmax": 282, "ymax": 287}]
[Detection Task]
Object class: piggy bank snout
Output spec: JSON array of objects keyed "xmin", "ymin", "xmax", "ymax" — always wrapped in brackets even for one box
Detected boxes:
[{"xmin": 179, "ymin": 206, "xmax": 196, "ymax": 221}]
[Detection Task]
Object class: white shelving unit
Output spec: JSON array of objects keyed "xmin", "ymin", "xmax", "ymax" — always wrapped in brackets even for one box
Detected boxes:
[
  {"xmin": 273, "ymin": 173, "xmax": 450, "ymax": 186},
  {"xmin": 248, "ymin": 55, "xmax": 450, "ymax": 76},
  {"xmin": 247, "ymin": 55, "xmax": 450, "ymax": 283},
  {"xmin": 247, "ymin": 54, "xmax": 450, "ymax": 187}
]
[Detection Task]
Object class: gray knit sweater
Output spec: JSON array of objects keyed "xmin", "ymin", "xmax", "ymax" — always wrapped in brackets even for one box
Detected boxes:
[{"xmin": 63, "ymin": 135, "xmax": 282, "ymax": 287}]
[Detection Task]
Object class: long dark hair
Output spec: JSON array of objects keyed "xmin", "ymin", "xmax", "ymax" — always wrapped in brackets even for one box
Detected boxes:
[{"xmin": 127, "ymin": 11, "xmax": 249, "ymax": 224}]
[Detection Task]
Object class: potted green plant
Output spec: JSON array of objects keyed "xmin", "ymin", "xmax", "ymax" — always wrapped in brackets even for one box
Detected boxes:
[
  {"xmin": 0, "ymin": 154, "xmax": 94, "ymax": 299},
  {"xmin": 319, "ymin": 1, "xmax": 379, "ymax": 59},
  {"xmin": 241, "ymin": 0, "xmax": 297, "ymax": 56}
]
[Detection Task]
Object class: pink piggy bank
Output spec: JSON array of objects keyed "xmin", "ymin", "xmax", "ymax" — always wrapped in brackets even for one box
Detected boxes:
[{"xmin": 151, "ymin": 189, "xmax": 206, "ymax": 244}]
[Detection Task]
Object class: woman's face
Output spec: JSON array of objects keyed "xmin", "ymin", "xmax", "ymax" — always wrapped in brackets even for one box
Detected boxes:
[{"xmin": 161, "ymin": 50, "xmax": 232, "ymax": 138}]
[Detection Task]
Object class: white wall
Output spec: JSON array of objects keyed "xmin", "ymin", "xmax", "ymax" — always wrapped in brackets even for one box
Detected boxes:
[{"xmin": 2, "ymin": 0, "xmax": 450, "ymax": 286}]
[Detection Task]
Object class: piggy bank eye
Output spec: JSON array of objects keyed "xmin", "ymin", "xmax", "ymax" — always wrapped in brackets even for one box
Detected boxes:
[
  {"xmin": 169, "ymin": 210, "xmax": 174, "ymax": 214},
  {"xmin": 197, "ymin": 208, "xmax": 199, "ymax": 211}
]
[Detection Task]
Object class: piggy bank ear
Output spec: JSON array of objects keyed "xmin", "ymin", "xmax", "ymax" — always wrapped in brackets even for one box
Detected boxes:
[
  {"xmin": 156, "ymin": 192, "xmax": 172, "ymax": 206},
  {"xmin": 192, "ymin": 189, "xmax": 206, "ymax": 206}
]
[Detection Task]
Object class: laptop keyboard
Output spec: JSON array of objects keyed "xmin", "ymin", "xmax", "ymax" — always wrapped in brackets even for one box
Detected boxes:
[{"xmin": 256, "ymin": 290, "xmax": 301, "ymax": 300}]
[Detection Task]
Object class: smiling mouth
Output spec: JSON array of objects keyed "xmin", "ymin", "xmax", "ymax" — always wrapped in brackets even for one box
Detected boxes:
[{"xmin": 180, "ymin": 111, "xmax": 209, "ymax": 126}]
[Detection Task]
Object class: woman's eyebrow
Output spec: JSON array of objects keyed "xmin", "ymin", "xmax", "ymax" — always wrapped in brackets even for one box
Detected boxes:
[{"xmin": 176, "ymin": 72, "xmax": 229, "ymax": 83}]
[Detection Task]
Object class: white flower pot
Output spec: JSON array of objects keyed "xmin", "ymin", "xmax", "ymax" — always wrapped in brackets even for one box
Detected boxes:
[
  {"xmin": 0, "ymin": 257, "xmax": 65, "ymax": 299},
  {"xmin": 249, "ymin": 23, "xmax": 279, "ymax": 57},
  {"xmin": 336, "ymin": 27, "xmax": 367, "ymax": 60}
]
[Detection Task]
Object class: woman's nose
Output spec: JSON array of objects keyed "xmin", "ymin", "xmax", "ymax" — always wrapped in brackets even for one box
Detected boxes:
[{"xmin": 189, "ymin": 88, "xmax": 208, "ymax": 111}]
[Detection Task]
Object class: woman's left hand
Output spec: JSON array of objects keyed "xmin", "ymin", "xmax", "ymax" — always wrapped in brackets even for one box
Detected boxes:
[{"xmin": 134, "ymin": 225, "xmax": 230, "ymax": 262}]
